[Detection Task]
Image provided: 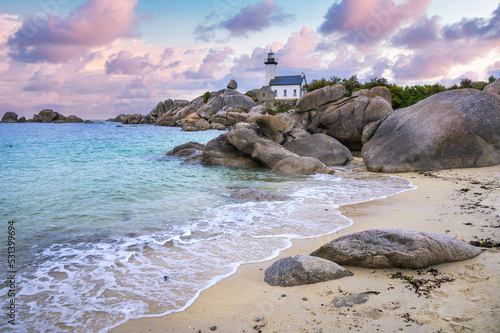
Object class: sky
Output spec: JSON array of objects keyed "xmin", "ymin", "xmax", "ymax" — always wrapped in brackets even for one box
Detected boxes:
[{"xmin": 0, "ymin": 0, "xmax": 499, "ymax": 119}]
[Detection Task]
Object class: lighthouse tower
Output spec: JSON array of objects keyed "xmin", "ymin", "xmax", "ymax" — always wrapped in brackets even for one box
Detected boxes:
[{"xmin": 264, "ymin": 51, "xmax": 278, "ymax": 86}]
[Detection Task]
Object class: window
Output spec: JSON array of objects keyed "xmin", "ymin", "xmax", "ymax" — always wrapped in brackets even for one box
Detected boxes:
[
  {"xmin": 262, "ymin": 93, "xmax": 265, "ymax": 98},
  {"xmin": 293, "ymin": 89, "xmax": 297, "ymax": 96},
  {"xmin": 274, "ymin": 90, "xmax": 277, "ymax": 95},
  {"xmin": 284, "ymin": 89, "xmax": 287, "ymax": 97}
]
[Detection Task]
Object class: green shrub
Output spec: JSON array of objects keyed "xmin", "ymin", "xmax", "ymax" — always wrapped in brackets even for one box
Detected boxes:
[{"xmin": 203, "ymin": 91, "xmax": 211, "ymax": 103}]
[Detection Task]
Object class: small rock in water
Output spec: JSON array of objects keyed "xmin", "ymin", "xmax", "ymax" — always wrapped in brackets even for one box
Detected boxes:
[{"xmin": 163, "ymin": 275, "xmax": 170, "ymax": 281}]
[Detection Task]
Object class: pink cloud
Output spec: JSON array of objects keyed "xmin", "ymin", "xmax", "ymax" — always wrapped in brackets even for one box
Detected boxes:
[
  {"xmin": 105, "ymin": 50, "xmax": 152, "ymax": 75},
  {"xmin": 390, "ymin": 5, "xmax": 500, "ymax": 81},
  {"xmin": 184, "ymin": 47, "xmax": 233, "ymax": 80},
  {"xmin": 195, "ymin": 0, "xmax": 293, "ymax": 41},
  {"xmin": 223, "ymin": 0, "xmax": 292, "ymax": 36},
  {"xmin": 8, "ymin": 0, "xmax": 138, "ymax": 63},
  {"xmin": 275, "ymin": 27, "xmax": 321, "ymax": 69},
  {"xmin": 319, "ymin": 0, "xmax": 431, "ymax": 46}
]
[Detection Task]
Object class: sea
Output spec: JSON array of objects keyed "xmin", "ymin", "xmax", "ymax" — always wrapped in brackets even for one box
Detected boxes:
[{"xmin": 0, "ymin": 122, "xmax": 414, "ymax": 332}]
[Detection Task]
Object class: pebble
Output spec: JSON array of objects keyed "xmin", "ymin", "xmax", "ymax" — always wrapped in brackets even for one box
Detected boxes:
[{"xmin": 210, "ymin": 326, "xmax": 217, "ymax": 331}]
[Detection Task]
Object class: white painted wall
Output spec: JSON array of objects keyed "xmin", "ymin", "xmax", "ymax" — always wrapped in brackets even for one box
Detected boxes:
[
  {"xmin": 271, "ymin": 84, "xmax": 302, "ymax": 99},
  {"xmin": 265, "ymin": 64, "xmax": 277, "ymax": 86}
]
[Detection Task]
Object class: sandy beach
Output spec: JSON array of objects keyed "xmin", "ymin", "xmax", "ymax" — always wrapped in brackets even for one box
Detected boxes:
[{"xmin": 112, "ymin": 163, "xmax": 500, "ymax": 333}]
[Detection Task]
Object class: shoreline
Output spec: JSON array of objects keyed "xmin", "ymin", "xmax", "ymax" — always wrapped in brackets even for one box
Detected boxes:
[{"xmin": 111, "ymin": 164, "xmax": 500, "ymax": 333}]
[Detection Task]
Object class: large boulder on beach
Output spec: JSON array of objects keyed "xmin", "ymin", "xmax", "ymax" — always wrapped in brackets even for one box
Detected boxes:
[
  {"xmin": 226, "ymin": 128, "xmax": 298, "ymax": 169},
  {"xmin": 230, "ymin": 188, "xmax": 291, "ymax": 201},
  {"xmin": 202, "ymin": 134, "xmax": 263, "ymax": 169},
  {"xmin": 362, "ymin": 89, "xmax": 500, "ymax": 172},
  {"xmin": 308, "ymin": 96, "xmax": 393, "ymax": 150},
  {"xmin": 270, "ymin": 156, "xmax": 331, "ymax": 175},
  {"xmin": 264, "ymin": 255, "xmax": 353, "ymax": 287},
  {"xmin": 285, "ymin": 133, "xmax": 353, "ymax": 166},
  {"xmin": 295, "ymin": 85, "xmax": 347, "ymax": 112},
  {"xmin": 311, "ymin": 229, "xmax": 482, "ymax": 269},
  {"xmin": 2, "ymin": 112, "xmax": 18, "ymax": 123}
]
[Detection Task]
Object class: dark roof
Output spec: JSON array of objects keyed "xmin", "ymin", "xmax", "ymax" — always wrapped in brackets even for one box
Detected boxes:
[{"xmin": 269, "ymin": 75, "xmax": 304, "ymax": 86}]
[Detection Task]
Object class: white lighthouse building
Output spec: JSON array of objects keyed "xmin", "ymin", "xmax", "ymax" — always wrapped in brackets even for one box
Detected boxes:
[
  {"xmin": 264, "ymin": 51, "xmax": 278, "ymax": 86},
  {"xmin": 263, "ymin": 51, "xmax": 306, "ymax": 100}
]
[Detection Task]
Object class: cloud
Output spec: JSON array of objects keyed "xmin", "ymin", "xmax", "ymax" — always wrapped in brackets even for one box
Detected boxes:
[
  {"xmin": 184, "ymin": 47, "xmax": 233, "ymax": 80},
  {"xmin": 391, "ymin": 16, "xmax": 440, "ymax": 49},
  {"xmin": 274, "ymin": 26, "xmax": 321, "ymax": 69},
  {"xmin": 390, "ymin": 5, "xmax": 500, "ymax": 81},
  {"xmin": 105, "ymin": 50, "xmax": 152, "ymax": 75},
  {"xmin": 443, "ymin": 3, "xmax": 500, "ymax": 40},
  {"xmin": 223, "ymin": 0, "xmax": 292, "ymax": 36},
  {"xmin": 8, "ymin": 0, "xmax": 138, "ymax": 63},
  {"xmin": 319, "ymin": 0, "xmax": 431, "ymax": 46},
  {"xmin": 195, "ymin": 0, "xmax": 293, "ymax": 41},
  {"xmin": 487, "ymin": 61, "xmax": 500, "ymax": 77}
]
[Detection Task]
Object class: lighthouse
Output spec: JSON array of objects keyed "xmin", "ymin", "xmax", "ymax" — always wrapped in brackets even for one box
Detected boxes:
[{"xmin": 264, "ymin": 51, "xmax": 278, "ymax": 86}]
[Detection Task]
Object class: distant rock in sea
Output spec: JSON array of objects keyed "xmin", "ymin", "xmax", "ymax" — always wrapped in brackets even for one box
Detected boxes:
[
  {"xmin": 1, "ymin": 109, "xmax": 86, "ymax": 123},
  {"xmin": 1, "ymin": 112, "xmax": 19, "ymax": 123}
]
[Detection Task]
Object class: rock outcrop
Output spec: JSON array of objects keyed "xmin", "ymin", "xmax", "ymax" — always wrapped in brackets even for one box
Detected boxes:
[
  {"xmin": 227, "ymin": 79, "xmax": 238, "ymax": 90},
  {"xmin": 362, "ymin": 89, "xmax": 500, "ymax": 172},
  {"xmin": 166, "ymin": 142, "xmax": 205, "ymax": 157},
  {"xmin": 285, "ymin": 133, "xmax": 353, "ymax": 166},
  {"xmin": 33, "ymin": 109, "xmax": 59, "ymax": 123},
  {"xmin": 308, "ymin": 95, "xmax": 393, "ymax": 150},
  {"xmin": 28, "ymin": 110, "xmax": 85, "ymax": 123},
  {"xmin": 230, "ymin": 188, "xmax": 291, "ymax": 201},
  {"xmin": 1, "ymin": 112, "xmax": 19, "ymax": 123},
  {"xmin": 270, "ymin": 156, "xmax": 331, "ymax": 176},
  {"xmin": 226, "ymin": 128, "xmax": 299, "ymax": 169},
  {"xmin": 295, "ymin": 85, "xmax": 348, "ymax": 112},
  {"xmin": 254, "ymin": 114, "xmax": 288, "ymax": 143},
  {"xmin": 311, "ymin": 229, "xmax": 482, "ymax": 269},
  {"xmin": 153, "ymin": 81, "xmax": 256, "ymax": 130},
  {"xmin": 202, "ymin": 134, "xmax": 263, "ymax": 169},
  {"xmin": 484, "ymin": 78, "xmax": 500, "ymax": 96},
  {"xmin": 105, "ymin": 80, "xmax": 255, "ymax": 130},
  {"xmin": 2, "ymin": 110, "xmax": 87, "ymax": 123},
  {"xmin": 264, "ymin": 255, "xmax": 353, "ymax": 287},
  {"xmin": 352, "ymin": 86, "xmax": 392, "ymax": 105}
]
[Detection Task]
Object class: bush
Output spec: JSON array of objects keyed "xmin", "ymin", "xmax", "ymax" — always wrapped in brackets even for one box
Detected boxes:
[
  {"xmin": 203, "ymin": 91, "xmax": 211, "ymax": 103},
  {"xmin": 304, "ymin": 74, "xmax": 496, "ymax": 110}
]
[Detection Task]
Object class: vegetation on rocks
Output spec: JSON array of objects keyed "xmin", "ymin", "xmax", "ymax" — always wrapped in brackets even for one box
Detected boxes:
[
  {"xmin": 203, "ymin": 91, "xmax": 211, "ymax": 103},
  {"xmin": 306, "ymin": 75, "xmax": 498, "ymax": 110}
]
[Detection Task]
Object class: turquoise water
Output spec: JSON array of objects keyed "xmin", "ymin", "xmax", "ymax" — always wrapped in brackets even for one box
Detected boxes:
[{"xmin": 0, "ymin": 122, "xmax": 413, "ymax": 332}]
